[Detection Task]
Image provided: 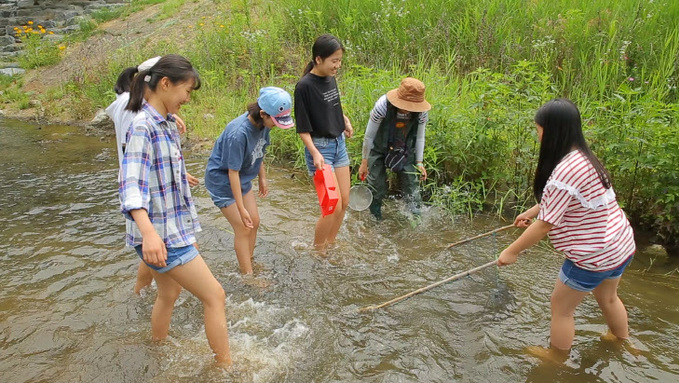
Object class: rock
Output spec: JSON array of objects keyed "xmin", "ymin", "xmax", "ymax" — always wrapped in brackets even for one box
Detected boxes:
[
  {"xmin": 0, "ymin": 67, "xmax": 25, "ymax": 76},
  {"xmin": 0, "ymin": 35, "xmax": 14, "ymax": 46},
  {"xmin": 203, "ymin": 113, "xmax": 215, "ymax": 120},
  {"xmin": 88, "ymin": 108, "xmax": 112, "ymax": 130},
  {"xmin": 646, "ymin": 244, "xmax": 668, "ymax": 258}
]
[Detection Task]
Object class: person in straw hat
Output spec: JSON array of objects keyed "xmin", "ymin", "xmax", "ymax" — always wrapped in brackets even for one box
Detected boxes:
[{"xmin": 358, "ymin": 77, "xmax": 431, "ymax": 220}]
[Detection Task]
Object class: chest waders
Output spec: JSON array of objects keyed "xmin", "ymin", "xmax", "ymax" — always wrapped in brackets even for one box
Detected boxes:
[{"xmin": 366, "ymin": 112, "xmax": 421, "ymax": 219}]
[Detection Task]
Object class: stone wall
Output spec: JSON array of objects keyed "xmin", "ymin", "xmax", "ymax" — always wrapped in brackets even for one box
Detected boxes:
[{"xmin": 0, "ymin": 0, "xmax": 126, "ymax": 67}]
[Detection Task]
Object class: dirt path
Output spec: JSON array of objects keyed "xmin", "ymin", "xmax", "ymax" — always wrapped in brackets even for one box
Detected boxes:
[{"xmin": 8, "ymin": 0, "xmax": 212, "ymax": 124}]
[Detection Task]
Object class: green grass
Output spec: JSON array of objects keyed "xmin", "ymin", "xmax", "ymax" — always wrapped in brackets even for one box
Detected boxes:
[
  {"xmin": 40, "ymin": 0, "xmax": 679, "ymax": 248},
  {"xmin": 16, "ymin": 32, "xmax": 62, "ymax": 69},
  {"xmin": 91, "ymin": 0, "xmax": 168, "ymax": 23}
]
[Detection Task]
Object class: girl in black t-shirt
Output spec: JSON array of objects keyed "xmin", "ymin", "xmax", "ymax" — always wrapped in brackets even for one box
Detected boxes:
[{"xmin": 294, "ymin": 34, "xmax": 354, "ymax": 252}]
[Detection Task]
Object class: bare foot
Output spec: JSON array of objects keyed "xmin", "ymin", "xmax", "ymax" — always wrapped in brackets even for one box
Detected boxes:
[
  {"xmin": 526, "ymin": 345, "xmax": 569, "ymax": 364},
  {"xmin": 215, "ymin": 356, "xmax": 233, "ymax": 371},
  {"xmin": 600, "ymin": 330, "xmax": 642, "ymax": 356},
  {"xmin": 313, "ymin": 243, "xmax": 328, "ymax": 257},
  {"xmin": 242, "ymin": 274, "xmax": 272, "ymax": 288}
]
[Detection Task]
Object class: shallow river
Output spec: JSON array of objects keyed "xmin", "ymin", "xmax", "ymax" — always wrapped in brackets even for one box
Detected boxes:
[{"xmin": 1, "ymin": 120, "xmax": 678, "ymax": 382}]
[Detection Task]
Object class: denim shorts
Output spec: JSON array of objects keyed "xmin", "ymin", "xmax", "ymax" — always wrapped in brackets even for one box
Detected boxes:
[
  {"xmin": 559, "ymin": 255, "xmax": 633, "ymax": 292},
  {"xmin": 135, "ymin": 244, "xmax": 199, "ymax": 273},
  {"xmin": 305, "ymin": 134, "xmax": 350, "ymax": 175},
  {"xmin": 207, "ymin": 183, "xmax": 252, "ymax": 209}
]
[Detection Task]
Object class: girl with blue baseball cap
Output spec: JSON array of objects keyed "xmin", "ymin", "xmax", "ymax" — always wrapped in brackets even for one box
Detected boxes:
[{"xmin": 205, "ymin": 87, "xmax": 294, "ymax": 276}]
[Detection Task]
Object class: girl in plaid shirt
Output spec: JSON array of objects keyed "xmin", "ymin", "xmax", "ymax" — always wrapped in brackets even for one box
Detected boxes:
[{"xmin": 119, "ymin": 54, "xmax": 231, "ymax": 367}]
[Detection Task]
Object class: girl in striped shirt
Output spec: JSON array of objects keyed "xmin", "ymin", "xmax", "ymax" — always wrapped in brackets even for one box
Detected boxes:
[{"xmin": 497, "ymin": 98, "xmax": 635, "ymax": 361}]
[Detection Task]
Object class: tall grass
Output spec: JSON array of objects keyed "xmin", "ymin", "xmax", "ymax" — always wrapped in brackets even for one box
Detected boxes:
[{"xmin": 42, "ymin": 0, "xmax": 679, "ymax": 248}]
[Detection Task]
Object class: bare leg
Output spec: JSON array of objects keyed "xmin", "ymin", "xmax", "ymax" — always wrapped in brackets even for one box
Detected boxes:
[
  {"xmin": 220, "ymin": 191, "xmax": 259, "ymax": 274},
  {"xmin": 134, "ymin": 261, "xmax": 153, "ymax": 294},
  {"xmin": 242, "ymin": 191, "xmax": 260, "ymax": 265},
  {"xmin": 592, "ymin": 277, "xmax": 629, "ymax": 340},
  {"xmin": 164, "ymin": 256, "xmax": 232, "ymax": 367},
  {"xmin": 147, "ymin": 269, "xmax": 182, "ymax": 340},
  {"xmin": 549, "ymin": 279, "xmax": 588, "ymax": 350},
  {"xmin": 326, "ymin": 166, "xmax": 350, "ymax": 244}
]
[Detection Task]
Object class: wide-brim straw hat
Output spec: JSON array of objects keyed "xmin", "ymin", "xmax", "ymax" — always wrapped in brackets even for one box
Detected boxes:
[{"xmin": 386, "ymin": 77, "xmax": 431, "ymax": 112}]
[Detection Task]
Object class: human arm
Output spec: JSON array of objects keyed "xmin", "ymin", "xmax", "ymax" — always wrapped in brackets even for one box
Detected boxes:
[
  {"xmin": 172, "ymin": 114, "xmax": 186, "ymax": 134},
  {"xmin": 258, "ymin": 165, "xmax": 268, "ymax": 198},
  {"xmin": 343, "ymin": 114, "xmax": 354, "ymax": 138},
  {"xmin": 359, "ymin": 117, "xmax": 382, "ymax": 180},
  {"xmin": 129, "ymin": 209, "xmax": 167, "ymax": 267},
  {"xmin": 119, "ymin": 119, "xmax": 166, "ymax": 266},
  {"xmin": 299, "ymin": 132, "xmax": 324, "ymax": 171},
  {"xmin": 359, "ymin": 96, "xmax": 387, "ymax": 180},
  {"xmin": 515, "ymin": 203, "xmax": 540, "ymax": 228},
  {"xmin": 497, "ymin": 219, "xmax": 553, "ymax": 266},
  {"xmin": 186, "ymin": 172, "xmax": 199, "ymax": 187},
  {"xmin": 415, "ymin": 112, "xmax": 428, "ymax": 180},
  {"xmin": 228, "ymin": 169, "xmax": 253, "ymax": 228}
]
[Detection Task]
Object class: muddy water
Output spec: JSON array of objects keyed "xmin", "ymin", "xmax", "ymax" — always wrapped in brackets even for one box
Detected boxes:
[{"xmin": 1, "ymin": 120, "xmax": 678, "ymax": 382}]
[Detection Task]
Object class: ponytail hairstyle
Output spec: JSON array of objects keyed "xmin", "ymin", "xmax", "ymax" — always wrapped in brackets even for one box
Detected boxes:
[
  {"xmin": 302, "ymin": 34, "xmax": 344, "ymax": 76},
  {"xmin": 126, "ymin": 54, "xmax": 201, "ymax": 113},
  {"xmin": 113, "ymin": 67, "xmax": 138, "ymax": 94},
  {"xmin": 533, "ymin": 98, "xmax": 611, "ymax": 201},
  {"xmin": 247, "ymin": 101, "xmax": 267, "ymax": 128}
]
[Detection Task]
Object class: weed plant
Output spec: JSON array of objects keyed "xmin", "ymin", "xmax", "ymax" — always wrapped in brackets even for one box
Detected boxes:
[{"xmin": 19, "ymin": 0, "xmax": 679, "ymax": 248}]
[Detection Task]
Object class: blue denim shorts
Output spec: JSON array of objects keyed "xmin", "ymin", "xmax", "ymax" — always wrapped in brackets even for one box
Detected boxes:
[
  {"xmin": 135, "ymin": 244, "xmax": 200, "ymax": 273},
  {"xmin": 207, "ymin": 183, "xmax": 253, "ymax": 209},
  {"xmin": 559, "ymin": 255, "xmax": 633, "ymax": 292},
  {"xmin": 305, "ymin": 134, "xmax": 350, "ymax": 175}
]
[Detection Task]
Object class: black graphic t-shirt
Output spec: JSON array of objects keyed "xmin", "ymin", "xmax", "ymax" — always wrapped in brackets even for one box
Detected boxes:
[{"xmin": 294, "ymin": 73, "xmax": 345, "ymax": 138}]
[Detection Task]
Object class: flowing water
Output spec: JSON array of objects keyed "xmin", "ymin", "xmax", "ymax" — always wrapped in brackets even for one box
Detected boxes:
[{"xmin": 1, "ymin": 120, "xmax": 678, "ymax": 382}]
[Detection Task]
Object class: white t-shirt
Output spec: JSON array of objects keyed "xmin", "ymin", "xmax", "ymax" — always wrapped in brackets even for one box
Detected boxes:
[{"xmin": 105, "ymin": 92, "xmax": 135, "ymax": 168}]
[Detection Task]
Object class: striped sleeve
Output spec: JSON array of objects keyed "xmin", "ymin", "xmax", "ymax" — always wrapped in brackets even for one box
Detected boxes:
[
  {"xmin": 369, "ymin": 95, "xmax": 388, "ymax": 123},
  {"xmin": 537, "ymin": 184, "xmax": 572, "ymax": 226}
]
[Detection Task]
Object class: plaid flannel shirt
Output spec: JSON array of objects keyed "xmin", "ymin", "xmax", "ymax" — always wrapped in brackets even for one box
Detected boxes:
[{"xmin": 119, "ymin": 103, "xmax": 201, "ymax": 248}]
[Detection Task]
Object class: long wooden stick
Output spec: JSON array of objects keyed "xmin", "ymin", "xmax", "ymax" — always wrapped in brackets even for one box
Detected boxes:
[
  {"xmin": 358, "ymin": 260, "xmax": 498, "ymax": 312},
  {"xmin": 444, "ymin": 224, "xmax": 514, "ymax": 249}
]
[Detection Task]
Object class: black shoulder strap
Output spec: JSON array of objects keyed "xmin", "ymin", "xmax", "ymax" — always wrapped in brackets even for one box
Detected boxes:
[{"xmin": 387, "ymin": 119, "xmax": 396, "ymax": 147}]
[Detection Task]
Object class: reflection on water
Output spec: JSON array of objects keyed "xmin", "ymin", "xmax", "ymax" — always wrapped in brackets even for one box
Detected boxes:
[{"xmin": 1, "ymin": 120, "xmax": 678, "ymax": 382}]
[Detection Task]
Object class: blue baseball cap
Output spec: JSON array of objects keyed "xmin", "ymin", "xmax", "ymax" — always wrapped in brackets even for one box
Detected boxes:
[{"xmin": 258, "ymin": 87, "xmax": 294, "ymax": 129}]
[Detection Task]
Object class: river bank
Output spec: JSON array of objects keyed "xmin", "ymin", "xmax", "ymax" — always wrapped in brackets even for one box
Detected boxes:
[{"xmin": 1, "ymin": 0, "xmax": 678, "ymax": 253}]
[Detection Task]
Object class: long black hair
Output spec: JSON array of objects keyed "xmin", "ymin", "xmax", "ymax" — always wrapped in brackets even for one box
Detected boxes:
[
  {"xmin": 113, "ymin": 67, "xmax": 138, "ymax": 94},
  {"xmin": 533, "ymin": 98, "xmax": 611, "ymax": 201},
  {"xmin": 126, "ymin": 54, "xmax": 201, "ymax": 113},
  {"xmin": 302, "ymin": 34, "xmax": 344, "ymax": 76}
]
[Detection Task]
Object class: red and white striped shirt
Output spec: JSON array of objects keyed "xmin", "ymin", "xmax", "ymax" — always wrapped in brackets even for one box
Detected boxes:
[{"xmin": 537, "ymin": 150, "xmax": 635, "ymax": 271}]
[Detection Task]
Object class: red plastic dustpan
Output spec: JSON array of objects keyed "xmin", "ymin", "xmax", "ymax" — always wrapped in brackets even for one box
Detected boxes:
[{"xmin": 313, "ymin": 164, "xmax": 339, "ymax": 217}]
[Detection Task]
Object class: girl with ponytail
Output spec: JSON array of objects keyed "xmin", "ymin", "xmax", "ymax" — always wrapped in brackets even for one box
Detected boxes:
[
  {"xmin": 106, "ymin": 56, "xmax": 196, "ymax": 295},
  {"xmin": 294, "ymin": 34, "xmax": 354, "ymax": 252},
  {"xmin": 119, "ymin": 54, "xmax": 232, "ymax": 367}
]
